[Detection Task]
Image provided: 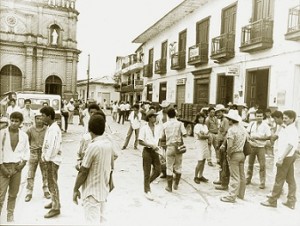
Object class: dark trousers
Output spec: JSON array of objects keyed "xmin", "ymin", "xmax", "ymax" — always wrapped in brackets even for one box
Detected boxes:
[
  {"xmin": 118, "ymin": 111, "xmax": 125, "ymax": 124},
  {"xmin": 220, "ymin": 149, "xmax": 230, "ymax": 187},
  {"xmin": 46, "ymin": 161, "xmax": 61, "ymax": 210},
  {"xmin": 269, "ymin": 155, "xmax": 297, "ymax": 204},
  {"xmin": 0, "ymin": 163, "xmax": 22, "ymax": 216},
  {"xmin": 62, "ymin": 112, "xmax": 69, "ymax": 131},
  {"xmin": 142, "ymin": 148, "xmax": 161, "ymax": 193},
  {"xmin": 123, "ymin": 127, "xmax": 139, "ymax": 149},
  {"xmin": 246, "ymin": 146, "xmax": 266, "ymax": 185}
]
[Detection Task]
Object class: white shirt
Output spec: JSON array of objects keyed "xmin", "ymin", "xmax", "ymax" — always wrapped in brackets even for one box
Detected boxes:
[
  {"xmin": 6, "ymin": 105, "xmax": 21, "ymax": 118},
  {"xmin": 42, "ymin": 122, "xmax": 62, "ymax": 165},
  {"xmin": 21, "ymin": 107, "xmax": 35, "ymax": 125},
  {"xmin": 0, "ymin": 128, "xmax": 30, "ymax": 163},
  {"xmin": 138, "ymin": 123, "xmax": 161, "ymax": 146},
  {"xmin": 247, "ymin": 121, "xmax": 271, "ymax": 147},
  {"xmin": 277, "ymin": 122, "xmax": 299, "ymax": 160},
  {"xmin": 128, "ymin": 111, "xmax": 142, "ymax": 129}
]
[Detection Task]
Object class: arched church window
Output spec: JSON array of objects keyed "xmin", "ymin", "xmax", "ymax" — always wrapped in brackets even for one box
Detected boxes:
[
  {"xmin": 50, "ymin": 24, "xmax": 61, "ymax": 46},
  {"xmin": 0, "ymin": 65, "xmax": 22, "ymax": 96}
]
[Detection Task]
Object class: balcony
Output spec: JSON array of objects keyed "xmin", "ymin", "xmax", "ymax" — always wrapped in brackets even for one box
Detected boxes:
[
  {"xmin": 143, "ymin": 64, "xmax": 153, "ymax": 77},
  {"xmin": 171, "ymin": 51, "xmax": 186, "ymax": 70},
  {"xmin": 134, "ymin": 79, "xmax": 144, "ymax": 90},
  {"xmin": 154, "ymin": 59, "xmax": 167, "ymax": 74},
  {"xmin": 240, "ymin": 19, "xmax": 273, "ymax": 52},
  {"xmin": 188, "ymin": 43, "xmax": 208, "ymax": 65},
  {"xmin": 121, "ymin": 54, "xmax": 144, "ymax": 75},
  {"xmin": 211, "ymin": 33, "xmax": 235, "ymax": 63},
  {"xmin": 285, "ymin": 5, "xmax": 300, "ymax": 41},
  {"xmin": 120, "ymin": 83, "xmax": 134, "ymax": 92}
]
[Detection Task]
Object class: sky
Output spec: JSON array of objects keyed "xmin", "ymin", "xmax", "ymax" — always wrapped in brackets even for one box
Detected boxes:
[{"xmin": 76, "ymin": 0, "xmax": 183, "ymax": 80}]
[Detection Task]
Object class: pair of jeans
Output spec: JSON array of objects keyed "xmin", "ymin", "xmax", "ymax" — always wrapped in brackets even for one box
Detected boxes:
[
  {"xmin": 46, "ymin": 161, "xmax": 61, "ymax": 210},
  {"xmin": 228, "ymin": 152, "xmax": 246, "ymax": 199},
  {"xmin": 166, "ymin": 145, "xmax": 183, "ymax": 176},
  {"xmin": 83, "ymin": 195, "xmax": 107, "ymax": 225},
  {"xmin": 0, "ymin": 163, "xmax": 22, "ymax": 216},
  {"xmin": 26, "ymin": 154, "xmax": 49, "ymax": 194},
  {"xmin": 246, "ymin": 146, "xmax": 266, "ymax": 185},
  {"xmin": 123, "ymin": 127, "xmax": 139, "ymax": 148},
  {"xmin": 268, "ymin": 155, "xmax": 297, "ymax": 204},
  {"xmin": 220, "ymin": 149, "xmax": 230, "ymax": 187},
  {"xmin": 142, "ymin": 148, "xmax": 161, "ymax": 193}
]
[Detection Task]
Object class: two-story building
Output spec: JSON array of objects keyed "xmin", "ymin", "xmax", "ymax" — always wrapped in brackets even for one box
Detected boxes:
[{"xmin": 129, "ymin": 0, "xmax": 299, "ymax": 124}]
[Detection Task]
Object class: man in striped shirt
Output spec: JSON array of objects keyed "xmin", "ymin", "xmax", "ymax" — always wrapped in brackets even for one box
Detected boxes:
[
  {"xmin": 73, "ymin": 114, "xmax": 115, "ymax": 225},
  {"xmin": 40, "ymin": 106, "xmax": 62, "ymax": 218}
]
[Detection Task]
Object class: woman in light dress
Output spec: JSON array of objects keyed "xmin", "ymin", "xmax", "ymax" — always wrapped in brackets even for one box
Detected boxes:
[{"xmin": 193, "ymin": 112, "xmax": 210, "ymax": 184}]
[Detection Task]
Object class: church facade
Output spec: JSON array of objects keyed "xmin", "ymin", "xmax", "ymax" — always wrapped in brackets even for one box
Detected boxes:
[{"xmin": 0, "ymin": 0, "xmax": 80, "ymax": 100}]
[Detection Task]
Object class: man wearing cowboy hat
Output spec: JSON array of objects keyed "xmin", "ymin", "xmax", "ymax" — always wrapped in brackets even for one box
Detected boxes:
[
  {"xmin": 220, "ymin": 110, "xmax": 247, "ymax": 203},
  {"xmin": 213, "ymin": 104, "xmax": 230, "ymax": 190},
  {"xmin": 138, "ymin": 109, "xmax": 162, "ymax": 201},
  {"xmin": 156, "ymin": 100, "xmax": 171, "ymax": 126}
]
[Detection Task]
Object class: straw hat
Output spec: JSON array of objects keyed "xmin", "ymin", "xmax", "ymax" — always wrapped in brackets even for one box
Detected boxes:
[
  {"xmin": 160, "ymin": 100, "xmax": 170, "ymax": 108},
  {"xmin": 215, "ymin": 104, "xmax": 226, "ymax": 112},
  {"xmin": 224, "ymin": 109, "xmax": 241, "ymax": 122}
]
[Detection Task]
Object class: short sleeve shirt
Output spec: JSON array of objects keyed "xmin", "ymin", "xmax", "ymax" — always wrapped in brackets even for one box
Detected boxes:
[{"xmin": 227, "ymin": 124, "xmax": 247, "ymax": 153}]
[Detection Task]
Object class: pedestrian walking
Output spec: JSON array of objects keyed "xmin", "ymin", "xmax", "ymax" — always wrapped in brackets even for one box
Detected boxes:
[
  {"xmin": 24, "ymin": 113, "xmax": 50, "ymax": 202},
  {"xmin": 220, "ymin": 110, "xmax": 247, "ymax": 203},
  {"xmin": 67, "ymin": 99, "xmax": 75, "ymax": 124},
  {"xmin": 112, "ymin": 101, "xmax": 118, "ymax": 122},
  {"xmin": 246, "ymin": 109, "xmax": 271, "ymax": 189},
  {"xmin": 61, "ymin": 100, "xmax": 69, "ymax": 132},
  {"xmin": 138, "ymin": 109, "xmax": 162, "ymax": 201},
  {"xmin": 0, "ymin": 112, "xmax": 30, "ymax": 222},
  {"xmin": 124, "ymin": 101, "xmax": 131, "ymax": 121},
  {"xmin": 261, "ymin": 110, "xmax": 299, "ymax": 209},
  {"xmin": 40, "ymin": 106, "xmax": 62, "ymax": 218},
  {"xmin": 205, "ymin": 107, "xmax": 219, "ymax": 166},
  {"xmin": 118, "ymin": 101, "xmax": 126, "ymax": 124},
  {"xmin": 122, "ymin": 104, "xmax": 142, "ymax": 150},
  {"xmin": 73, "ymin": 114, "xmax": 115, "ymax": 225},
  {"xmin": 193, "ymin": 112, "xmax": 210, "ymax": 184},
  {"xmin": 162, "ymin": 108, "xmax": 187, "ymax": 192}
]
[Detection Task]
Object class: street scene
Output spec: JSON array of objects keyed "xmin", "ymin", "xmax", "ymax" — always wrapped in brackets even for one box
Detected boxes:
[
  {"xmin": 0, "ymin": 114, "xmax": 300, "ymax": 226},
  {"xmin": 1, "ymin": 0, "xmax": 300, "ymax": 226}
]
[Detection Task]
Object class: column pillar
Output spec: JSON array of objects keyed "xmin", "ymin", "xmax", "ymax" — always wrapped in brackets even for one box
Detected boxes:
[
  {"xmin": 24, "ymin": 47, "xmax": 33, "ymax": 90},
  {"xmin": 36, "ymin": 48, "xmax": 44, "ymax": 91}
]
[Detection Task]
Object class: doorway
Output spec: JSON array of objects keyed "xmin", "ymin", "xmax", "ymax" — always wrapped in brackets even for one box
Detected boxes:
[
  {"xmin": 216, "ymin": 75, "xmax": 234, "ymax": 106},
  {"xmin": 45, "ymin": 75, "xmax": 62, "ymax": 96}
]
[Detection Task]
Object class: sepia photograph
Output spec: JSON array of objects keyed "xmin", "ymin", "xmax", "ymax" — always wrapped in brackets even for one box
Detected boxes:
[{"xmin": 0, "ymin": 0, "xmax": 300, "ymax": 225}]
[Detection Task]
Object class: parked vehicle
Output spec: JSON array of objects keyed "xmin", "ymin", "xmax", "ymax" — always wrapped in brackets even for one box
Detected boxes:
[{"xmin": 0, "ymin": 91, "xmax": 62, "ymax": 127}]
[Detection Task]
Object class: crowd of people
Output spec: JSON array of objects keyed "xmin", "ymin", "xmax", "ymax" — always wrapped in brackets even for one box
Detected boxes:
[{"xmin": 0, "ymin": 97, "xmax": 299, "ymax": 225}]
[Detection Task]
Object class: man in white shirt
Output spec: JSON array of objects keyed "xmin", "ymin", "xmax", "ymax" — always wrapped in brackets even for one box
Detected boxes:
[
  {"xmin": 122, "ymin": 104, "xmax": 142, "ymax": 150},
  {"xmin": 261, "ymin": 110, "xmax": 299, "ymax": 209},
  {"xmin": 0, "ymin": 112, "xmax": 30, "ymax": 222},
  {"xmin": 40, "ymin": 106, "xmax": 62, "ymax": 218},
  {"xmin": 6, "ymin": 99, "xmax": 21, "ymax": 118},
  {"xmin": 246, "ymin": 109, "xmax": 271, "ymax": 189},
  {"xmin": 21, "ymin": 99, "xmax": 35, "ymax": 132},
  {"xmin": 118, "ymin": 101, "xmax": 126, "ymax": 124},
  {"xmin": 67, "ymin": 99, "xmax": 75, "ymax": 124}
]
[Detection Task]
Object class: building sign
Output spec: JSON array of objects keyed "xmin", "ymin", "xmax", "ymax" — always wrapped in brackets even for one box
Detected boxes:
[
  {"xmin": 277, "ymin": 90, "xmax": 286, "ymax": 105},
  {"xmin": 226, "ymin": 65, "xmax": 240, "ymax": 76},
  {"xmin": 189, "ymin": 47, "xmax": 199, "ymax": 58},
  {"xmin": 177, "ymin": 78, "xmax": 186, "ymax": 85}
]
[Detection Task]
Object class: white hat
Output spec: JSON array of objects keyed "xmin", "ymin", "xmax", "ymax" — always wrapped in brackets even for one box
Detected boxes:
[
  {"xmin": 0, "ymin": 117, "xmax": 9, "ymax": 123},
  {"xmin": 215, "ymin": 104, "xmax": 226, "ymax": 112},
  {"xmin": 224, "ymin": 109, "xmax": 241, "ymax": 122},
  {"xmin": 160, "ymin": 100, "xmax": 170, "ymax": 108}
]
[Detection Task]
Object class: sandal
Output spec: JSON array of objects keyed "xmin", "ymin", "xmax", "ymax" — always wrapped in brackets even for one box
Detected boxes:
[{"xmin": 220, "ymin": 196, "xmax": 236, "ymax": 203}]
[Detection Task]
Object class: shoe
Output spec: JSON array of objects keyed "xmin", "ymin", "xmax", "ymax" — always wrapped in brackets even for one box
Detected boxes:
[
  {"xmin": 44, "ymin": 209, "xmax": 60, "ymax": 218},
  {"xmin": 44, "ymin": 202, "xmax": 52, "ymax": 209},
  {"xmin": 208, "ymin": 162, "xmax": 213, "ymax": 167},
  {"xmin": 282, "ymin": 201, "xmax": 295, "ymax": 210},
  {"xmin": 259, "ymin": 184, "xmax": 265, "ymax": 189},
  {"xmin": 194, "ymin": 177, "xmax": 201, "ymax": 184},
  {"xmin": 220, "ymin": 196, "xmax": 236, "ymax": 203},
  {"xmin": 215, "ymin": 185, "xmax": 228, "ymax": 191},
  {"xmin": 260, "ymin": 200, "xmax": 277, "ymax": 208},
  {"xmin": 199, "ymin": 176, "xmax": 209, "ymax": 183},
  {"xmin": 121, "ymin": 146, "xmax": 126, "ymax": 150},
  {"xmin": 237, "ymin": 195, "xmax": 244, "ymax": 200},
  {"xmin": 144, "ymin": 192, "xmax": 154, "ymax": 201},
  {"xmin": 7, "ymin": 214, "xmax": 14, "ymax": 222},
  {"xmin": 25, "ymin": 194, "xmax": 32, "ymax": 202},
  {"xmin": 213, "ymin": 180, "xmax": 222, "ymax": 185},
  {"xmin": 44, "ymin": 191, "xmax": 51, "ymax": 199}
]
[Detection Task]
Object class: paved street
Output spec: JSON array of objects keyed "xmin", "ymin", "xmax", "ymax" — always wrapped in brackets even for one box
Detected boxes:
[{"xmin": 1, "ymin": 115, "xmax": 300, "ymax": 226}]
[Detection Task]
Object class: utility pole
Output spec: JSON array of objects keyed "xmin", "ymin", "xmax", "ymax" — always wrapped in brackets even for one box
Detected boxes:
[{"xmin": 86, "ymin": 54, "xmax": 90, "ymax": 103}]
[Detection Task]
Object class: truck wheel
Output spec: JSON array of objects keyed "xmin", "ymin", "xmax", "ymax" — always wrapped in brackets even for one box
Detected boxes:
[{"xmin": 185, "ymin": 124, "xmax": 193, "ymax": 136}]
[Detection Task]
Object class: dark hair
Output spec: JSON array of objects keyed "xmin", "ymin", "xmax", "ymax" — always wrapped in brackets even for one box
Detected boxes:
[
  {"xmin": 88, "ymin": 103, "xmax": 100, "ymax": 112},
  {"xmin": 283, "ymin": 110, "xmax": 297, "ymax": 122},
  {"xmin": 93, "ymin": 110, "xmax": 106, "ymax": 122},
  {"xmin": 24, "ymin": 99, "xmax": 31, "ymax": 104},
  {"xmin": 88, "ymin": 115, "xmax": 105, "ymax": 135},
  {"xmin": 208, "ymin": 107, "xmax": 215, "ymax": 113},
  {"xmin": 271, "ymin": 110, "xmax": 283, "ymax": 119},
  {"xmin": 255, "ymin": 109, "xmax": 264, "ymax": 115},
  {"xmin": 265, "ymin": 108, "xmax": 271, "ymax": 113},
  {"xmin": 167, "ymin": 108, "xmax": 176, "ymax": 118},
  {"xmin": 40, "ymin": 106, "xmax": 55, "ymax": 120},
  {"xmin": 9, "ymin": 98, "xmax": 16, "ymax": 103},
  {"xmin": 10, "ymin": 111, "xmax": 24, "ymax": 123},
  {"xmin": 194, "ymin": 112, "xmax": 206, "ymax": 124},
  {"xmin": 132, "ymin": 104, "xmax": 140, "ymax": 110}
]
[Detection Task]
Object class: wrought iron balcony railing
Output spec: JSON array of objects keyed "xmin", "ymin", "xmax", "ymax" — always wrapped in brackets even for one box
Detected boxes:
[
  {"xmin": 143, "ymin": 64, "xmax": 153, "ymax": 77},
  {"xmin": 154, "ymin": 59, "xmax": 167, "ymax": 74},
  {"xmin": 188, "ymin": 43, "xmax": 208, "ymax": 65},
  {"xmin": 171, "ymin": 51, "xmax": 186, "ymax": 70},
  {"xmin": 285, "ymin": 5, "xmax": 300, "ymax": 41},
  {"xmin": 211, "ymin": 33, "xmax": 235, "ymax": 63}
]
